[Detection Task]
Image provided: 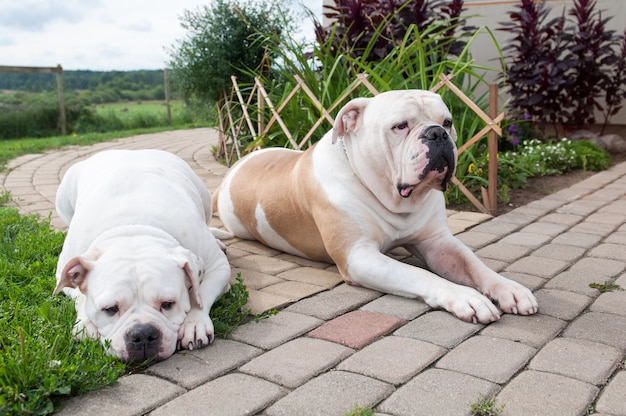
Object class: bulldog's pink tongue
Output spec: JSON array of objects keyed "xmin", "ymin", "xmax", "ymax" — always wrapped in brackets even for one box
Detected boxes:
[{"xmin": 400, "ymin": 185, "xmax": 415, "ymax": 198}]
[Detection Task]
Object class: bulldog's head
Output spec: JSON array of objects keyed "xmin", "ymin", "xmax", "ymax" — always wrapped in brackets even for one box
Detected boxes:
[
  {"xmin": 332, "ymin": 90, "xmax": 457, "ymax": 201},
  {"xmin": 54, "ymin": 245, "xmax": 204, "ymax": 363}
]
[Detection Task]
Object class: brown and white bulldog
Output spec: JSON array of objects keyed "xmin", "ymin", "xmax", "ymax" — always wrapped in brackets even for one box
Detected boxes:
[
  {"xmin": 213, "ymin": 89, "xmax": 538, "ymax": 324},
  {"xmin": 55, "ymin": 149, "xmax": 230, "ymax": 363}
]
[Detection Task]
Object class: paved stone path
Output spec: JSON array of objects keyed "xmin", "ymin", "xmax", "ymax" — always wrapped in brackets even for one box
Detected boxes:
[{"xmin": 2, "ymin": 128, "xmax": 625, "ymax": 416}]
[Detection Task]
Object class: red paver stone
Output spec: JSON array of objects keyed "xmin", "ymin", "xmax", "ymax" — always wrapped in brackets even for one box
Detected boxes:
[{"xmin": 308, "ymin": 310, "xmax": 406, "ymax": 349}]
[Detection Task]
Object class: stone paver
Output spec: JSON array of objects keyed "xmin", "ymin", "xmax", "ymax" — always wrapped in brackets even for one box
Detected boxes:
[
  {"xmin": 435, "ymin": 336, "xmax": 536, "ymax": 383},
  {"xmin": 151, "ymin": 373, "xmax": 287, "ymax": 416},
  {"xmin": 3, "ymin": 128, "xmax": 626, "ymax": 415},
  {"xmin": 57, "ymin": 374, "xmax": 185, "ymax": 415},
  {"xmin": 496, "ymin": 370, "xmax": 599, "ymax": 416},
  {"xmin": 360, "ymin": 294, "xmax": 430, "ymax": 320},
  {"xmin": 595, "ymin": 371, "xmax": 626, "ymax": 415},
  {"xmin": 337, "ymin": 336, "xmax": 446, "ymax": 385},
  {"xmin": 480, "ymin": 313, "xmax": 566, "ymax": 348},
  {"xmin": 229, "ymin": 311, "xmax": 323, "ymax": 350},
  {"xmin": 239, "ymin": 337, "xmax": 353, "ymax": 388},
  {"xmin": 527, "ymin": 338, "xmax": 622, "ymax": 385},
  {"xmin": 265, "ymin": 371, "xmax": 393, "ymax": 416},
  {"xmin": 562, "ymin": 312, "xmax": 626, "ymax": 350},
  {"xmin": 378, "ymin": 369, "xmax": 499, "ymax": 416},
  {"xmin": 308, "ymin": 310, "xmax": 406, "ymax": 349},
  {"xmin": 393, "ymin": 310, "xmax": 483, "ymax": 348}
]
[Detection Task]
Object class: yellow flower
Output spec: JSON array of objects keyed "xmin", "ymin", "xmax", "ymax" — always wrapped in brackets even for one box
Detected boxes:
[{"xmin": 468, "ymin": 163, "xmax": 475, "ymax": 173}]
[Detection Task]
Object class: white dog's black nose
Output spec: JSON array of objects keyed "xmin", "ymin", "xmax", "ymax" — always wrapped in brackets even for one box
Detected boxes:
[
  {"xmin": 125, "ymin": 323, "xmax": 162, "ymax": 363},
  {"xmin": 421, "ymin": 125, "xmax": 449, "ymax": 141}
]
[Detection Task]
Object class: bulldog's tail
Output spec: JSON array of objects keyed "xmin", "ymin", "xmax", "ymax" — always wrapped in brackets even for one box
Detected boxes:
[{"xmin": 210, "ymin": 227, "xmax": 234, "ymax": 240}]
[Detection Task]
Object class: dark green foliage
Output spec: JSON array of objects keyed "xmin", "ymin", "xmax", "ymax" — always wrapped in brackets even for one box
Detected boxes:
[
  {"xmin": 212, "ymin": 274, "xmax": 253, "ymax": 337},
  {"xmin": 168, "ymin": 0, "xmax": 295, "ymax": 105}
]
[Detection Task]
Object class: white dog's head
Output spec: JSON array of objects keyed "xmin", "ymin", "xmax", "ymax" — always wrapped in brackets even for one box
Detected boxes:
[
  {"xmin": 54, "ymin": 244, "xmax": 204, "ymax": 363},
  {"xmin": 332, "ymin": 90, "xmax": 458, "ymax": 203}
]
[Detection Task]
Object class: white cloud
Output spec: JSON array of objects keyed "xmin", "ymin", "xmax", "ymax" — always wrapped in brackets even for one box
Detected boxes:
[{"xmin": 0, "ymin": 0, "xmax": 323, "ymax": 71}]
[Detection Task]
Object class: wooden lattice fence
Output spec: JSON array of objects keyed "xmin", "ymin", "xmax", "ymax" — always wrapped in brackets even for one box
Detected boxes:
[{"xmin": 216, "ymin": 73, "xmax": 504, "ymax": 214}]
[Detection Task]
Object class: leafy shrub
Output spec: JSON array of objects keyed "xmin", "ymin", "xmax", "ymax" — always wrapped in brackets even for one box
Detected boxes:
[
  {"xmin": 317, "ymin": 0, "xmax": 473, "ymax": 64},
  {"xmin": 499, "ymin": 0, "xmax": 626, "ymax": 134},
  {"xmin": 168, "ymin": 0, "xmax": 295, "ymax": 105},
  {"xmin": 450, "ymin": 138, "xmax": 611, "ymax": 205}
]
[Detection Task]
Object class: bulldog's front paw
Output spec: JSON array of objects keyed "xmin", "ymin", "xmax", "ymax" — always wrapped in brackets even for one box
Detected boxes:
[
  {"xmin": 178, "ymin": 309, "xmax": 215, "ymax": 350},
  {"xmin": 441, "ymin": 285, "xmax": 502, "ymax": 324},
  {"xmin": 487, "ymin": 280, "xmax": 538, "ymax": 316}
]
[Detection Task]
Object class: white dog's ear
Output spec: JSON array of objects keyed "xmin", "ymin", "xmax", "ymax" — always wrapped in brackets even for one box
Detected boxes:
[
  {"xmin": 54, "ymin": 251, "xmax": 100, "ymax": 295},
  {"xmin": 171, "ymin": 247, "xmax": 205, "ymax": 309},
  {"xmin": 332, "ymin": 97, "xmax": 370, "ymax": 144}
]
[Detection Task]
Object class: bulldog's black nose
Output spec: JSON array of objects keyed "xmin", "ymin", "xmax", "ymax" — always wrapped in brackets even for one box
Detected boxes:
[
  {"xmin": 421, "ymin": 125, "xmax": 448, "ymax": 141},
  {"xmin": 125, "ymin": 323, "xmax": 161, "ymax": 362}
]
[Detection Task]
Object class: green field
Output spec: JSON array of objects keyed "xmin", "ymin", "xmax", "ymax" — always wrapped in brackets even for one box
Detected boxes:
[{"xmin": 93, "ymin": 100, "xmax": 187, "ymax": 123}]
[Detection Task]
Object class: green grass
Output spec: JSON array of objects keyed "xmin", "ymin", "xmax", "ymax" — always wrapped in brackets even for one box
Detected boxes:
[
  {"xmin": 0, "ymin": 201, "xmax": 125, "ymax": 415},
  {"xmin": 589, "ymin": 281, "xmax": 623, "ymax": 293},
  {"xmin": 82, "ymin": 101, "xmax": 196, "ymax": 133},
  {"xmin": 470, "ymin": 394, "xmax": 505, "ymax": 416},
  {"xmin": 0, "ymin": 194, "xmax": 260, "ymax": 415}
]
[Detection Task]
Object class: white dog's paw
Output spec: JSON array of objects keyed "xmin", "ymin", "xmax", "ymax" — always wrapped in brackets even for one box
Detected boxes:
[
  {"xmin": 487, "ymin": 281, "xmax": 538, "ymax": 316},
  {"xmin": 178, "ymin": 309, "xmax": 215, "ymax": 351},
  {"xmin": 440, "ymin": 285, "xmax": 502, "ymax": 324}
]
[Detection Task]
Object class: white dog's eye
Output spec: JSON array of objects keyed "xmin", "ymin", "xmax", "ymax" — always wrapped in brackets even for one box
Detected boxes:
[
  {"xmin": 391, "ymin": 121, "xmax": 409, "ymax": 132},
  {"xmin": 160, "ymin": 301, "xmax": 175, "ymax": 311},
  {"xmin": 103, "ymin": 305, "xmax": 119, "ymax": 316},
  {"xmin": 442, "ymin": 119, "xmax": 453, "ymax": 128}
]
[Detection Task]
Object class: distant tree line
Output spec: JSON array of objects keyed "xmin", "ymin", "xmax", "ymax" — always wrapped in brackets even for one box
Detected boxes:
[{"xmin": 0, "ymin": 69, "xmax": 166, "ymax": 93}]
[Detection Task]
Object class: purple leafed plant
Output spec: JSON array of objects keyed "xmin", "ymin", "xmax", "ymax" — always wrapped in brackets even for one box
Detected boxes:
[
  {"xmin": 564, "ymin": 0, "xmax": 618, "ymax": 128},
  {"xmin": 600, "ymin": 29, "xmax": 626, "ymax": 134},
  {"xmin": 498, "ymin": 0, "xmax": 573, "ymax": 135},
  {"xmin": 500, "ymin": 0, "xmax": 626, "ymax": 136},
  {"xmin": 317, "ymin": 0, "xmax": 470, "ymax": 63}
]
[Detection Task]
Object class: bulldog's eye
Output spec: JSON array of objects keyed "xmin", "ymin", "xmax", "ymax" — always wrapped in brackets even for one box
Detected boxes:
[
  {"xmin": 391, "ymin": 121, "xmax": 409, "ymax": 132},
  {"xmin": 442, "ymin": 119, "xmax": 453, "ymax": 129},
  {"xmin": 103, "ymin": 305, "xmax": 119, "ymax": 316},
  {"xmin": 160, "ymin": 301, "xmax": 175, "ymax": 311}
]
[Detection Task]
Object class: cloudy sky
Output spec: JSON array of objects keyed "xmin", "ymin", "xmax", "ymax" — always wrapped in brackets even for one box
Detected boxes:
[{"xmin": 0, "ymin": 0, "xmax": 322, "ymax": 71}]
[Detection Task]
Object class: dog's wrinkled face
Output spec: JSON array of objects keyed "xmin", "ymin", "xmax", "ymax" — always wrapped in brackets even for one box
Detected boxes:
[
  {"xmin": 59, "ymin": 246, "xmax": 202, "ymax": 363},
  {"xmin": 333, "ymin": 90, "xmax": 458, "ymax": 202}
]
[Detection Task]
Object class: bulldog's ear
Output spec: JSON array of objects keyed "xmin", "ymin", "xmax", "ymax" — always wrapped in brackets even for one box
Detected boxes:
[
  {"xmin": 54, "ymin": 252, "xmax": 99, "ymax": 295},
  {"xmin": 332, "ymin": 97, "xmax": 370, "ymax": 144},
  {"xmin": 171, "ymin": 247, "xmax": 205, "ymax": 309}
]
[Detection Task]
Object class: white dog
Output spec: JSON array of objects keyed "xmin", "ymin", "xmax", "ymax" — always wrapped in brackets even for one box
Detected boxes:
[
  {"xmin": 214, "ymin": 90, "xmax": 538, "ymax": 324},
  {"xmin": 54, "ymin": 149, "xmax": 230, "ymax": 363}
]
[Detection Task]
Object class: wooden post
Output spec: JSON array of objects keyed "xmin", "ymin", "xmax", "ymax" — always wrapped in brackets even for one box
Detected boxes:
[
  {"xmin": 258, "ymin": 86, "xmax": 265, "ymax": 137},
  {"xmin": 55, "ymin": 65, "xmax": 67, "ymax": 135},
  {"xmin": 0, "ymin": 65, "xmax": 67, "ymax": 136},
  {"xmin": 487, "ymin": 84, "xmax": 499, "ymax": 213},
  {"xmin": 164, "ymin": 68, "xmax": 172, "ymax": 124}
]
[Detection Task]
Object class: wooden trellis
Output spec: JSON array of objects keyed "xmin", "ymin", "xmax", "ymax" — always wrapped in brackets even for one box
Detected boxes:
[{"xmin": 216, "ymin": 74, "xmax": 504, "ymax": 214}]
